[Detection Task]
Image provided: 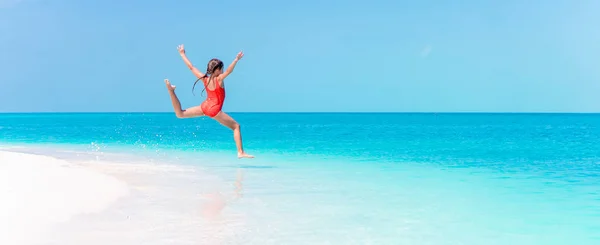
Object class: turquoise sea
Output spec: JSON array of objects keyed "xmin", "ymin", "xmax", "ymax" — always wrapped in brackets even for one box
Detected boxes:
[{"xmin": 1, "ymin": 112, "xmax": 599, "ymax": 244}]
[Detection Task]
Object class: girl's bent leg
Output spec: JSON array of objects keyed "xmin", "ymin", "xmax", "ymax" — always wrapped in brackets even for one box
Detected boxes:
[
  {"xmin": 213, "ymin": 111, "xmax": 254, "ymax": 158},
  {"xmin": 165, "ymin": 79, "xmax": 205, "ymax": 118}
]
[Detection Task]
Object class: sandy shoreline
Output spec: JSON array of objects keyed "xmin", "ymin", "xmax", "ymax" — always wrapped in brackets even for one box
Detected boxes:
[
  {"xmin": 0, "ymin": 147, "xmax": 245, "ymax": 245},
  {"xmin": 0, "ymin": 150, "xmax": 130, "ymax": 244}
]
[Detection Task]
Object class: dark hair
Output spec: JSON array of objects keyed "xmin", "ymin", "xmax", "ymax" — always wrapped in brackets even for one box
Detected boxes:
[{"xmin": 192, "ymin": 58, "xmax": 224, "ymax": 96}]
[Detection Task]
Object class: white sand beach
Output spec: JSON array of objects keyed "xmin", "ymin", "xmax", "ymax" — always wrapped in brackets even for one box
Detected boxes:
[
  {"xmin": 0, "ymin": 148, "xmax": 245, "ymax": 245},
  {"xmin": 0, "ymin": 150, "xmax": 130, "ymax": 244}
]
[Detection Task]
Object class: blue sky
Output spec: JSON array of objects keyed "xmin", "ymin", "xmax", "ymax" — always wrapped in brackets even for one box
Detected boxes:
[{"xmin": 1, "ymin": 0, "xmax": 599, "ymax": 113}]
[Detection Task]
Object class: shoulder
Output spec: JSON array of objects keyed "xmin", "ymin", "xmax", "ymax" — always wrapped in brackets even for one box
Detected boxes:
[{"xmin": 216, "ymin": 74, "xmax": 226, "ymax": 83}]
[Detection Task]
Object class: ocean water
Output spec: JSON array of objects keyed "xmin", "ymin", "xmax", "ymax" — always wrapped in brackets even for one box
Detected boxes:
[{"xmin": 1, "ymin": 112, "xmax": 600, "ymax": 244}]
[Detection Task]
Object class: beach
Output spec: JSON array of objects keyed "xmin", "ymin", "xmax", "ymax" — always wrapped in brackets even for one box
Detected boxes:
[
  {"xmin": 0, "ymin": 146, "xmax": 248, "ymax": 245},
  {"xmin": 0, "ymin": 150, "xmax": 129, "ymax": 244},
  {"xmin": 1, "ymin": 112, "xmax": 599, "ymax": 244},
  {"xmin": 3, "ymin": 0, "xmax": 600, "ymax": 243}
]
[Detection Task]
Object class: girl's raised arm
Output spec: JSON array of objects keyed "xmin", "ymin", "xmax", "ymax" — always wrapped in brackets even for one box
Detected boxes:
[
  {"xmin": 178, "ymin": 44, "xmax": 205, "ymax": 79},
  {"xmin": 220, "ymin": 51, "xmax": 244, "ymax": 80}
]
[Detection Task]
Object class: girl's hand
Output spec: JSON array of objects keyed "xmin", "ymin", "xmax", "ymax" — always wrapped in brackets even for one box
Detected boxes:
[
  {"xmin": 235, "ymin": 51, "xmax": 244, "ymax": 60},
  {"xmin": 177, "ymin": 44, "xmax": 185, "ymax": 55}
]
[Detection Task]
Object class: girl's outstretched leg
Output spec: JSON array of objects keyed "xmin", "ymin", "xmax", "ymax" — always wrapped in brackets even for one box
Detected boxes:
[
  {"xmin": 164, "ymin": 79, "xmax": 204, "ymax": 118},
  {"xmin": 213, "ymin": 111, "xmax": 254, "ymax": 158}
]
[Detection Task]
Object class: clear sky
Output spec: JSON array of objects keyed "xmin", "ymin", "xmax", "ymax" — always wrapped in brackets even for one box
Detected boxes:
[{"xmin": 1, "ymin": 0, "xmax": 599, "ymax": 113}]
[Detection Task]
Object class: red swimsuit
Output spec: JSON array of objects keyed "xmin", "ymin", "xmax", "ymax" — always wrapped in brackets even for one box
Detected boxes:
[{"xmin": 200, "ymin": 77, "xmax": 226, "ymax": 117}]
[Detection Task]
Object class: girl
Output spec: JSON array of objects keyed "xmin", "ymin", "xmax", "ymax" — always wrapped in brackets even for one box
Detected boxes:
[{"xmin": 164, "ymin": 44, "xmax": 254, "ymax": 158}]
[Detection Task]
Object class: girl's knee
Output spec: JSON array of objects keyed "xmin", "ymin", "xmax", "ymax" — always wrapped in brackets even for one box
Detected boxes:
[{"xmin": 233, "ymin": 123, "xmax": 240, "ymax": 131}]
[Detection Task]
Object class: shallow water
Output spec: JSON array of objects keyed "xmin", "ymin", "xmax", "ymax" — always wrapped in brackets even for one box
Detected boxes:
[{"xmin": 1, "ymin": 113, "xmax": 599, "ymax": 244}]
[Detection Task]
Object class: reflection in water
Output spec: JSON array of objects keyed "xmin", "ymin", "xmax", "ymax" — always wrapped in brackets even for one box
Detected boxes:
[
  {"xmin": 199, "ymin": 169, "xmax": 247, "ymax": 245},
  {"xmin": 200, "ymin": 169, "xmax": 245, "ymax": 220}
]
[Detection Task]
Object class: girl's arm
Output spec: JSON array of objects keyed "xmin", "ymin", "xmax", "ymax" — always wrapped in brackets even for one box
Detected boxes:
[
  {"xmin": 219, "ymin": 51, "xmax": 244, "ymax": 80},
  {"xmin": 177, "ymin": 44, "xmax": 205, "ymax": 79}
]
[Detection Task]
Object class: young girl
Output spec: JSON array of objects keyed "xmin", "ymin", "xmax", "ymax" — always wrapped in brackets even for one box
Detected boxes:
[{"xmin": 164, "ymin": 44, "xmax": 254, "ymax": 158}]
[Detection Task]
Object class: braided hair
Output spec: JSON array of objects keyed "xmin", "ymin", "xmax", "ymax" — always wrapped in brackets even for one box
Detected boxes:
[{"xmin": 192, "ymin": 58, "xmax": 224, "ymax": 96}]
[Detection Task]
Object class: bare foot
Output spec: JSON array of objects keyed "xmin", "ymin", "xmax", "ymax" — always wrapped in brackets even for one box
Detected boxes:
[
  {"xmin": 237, "ymin": 152, "xmax": 254, "ymax": 159},
  {"xmin": 164, "ymin": 79, "xmax": 176, "ymax": 91}
]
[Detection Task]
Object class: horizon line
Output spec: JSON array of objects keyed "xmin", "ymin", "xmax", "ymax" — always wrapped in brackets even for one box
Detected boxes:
[{"xmin": 1, "ymin": 111, "xmax": 600, "ymax": 114}]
